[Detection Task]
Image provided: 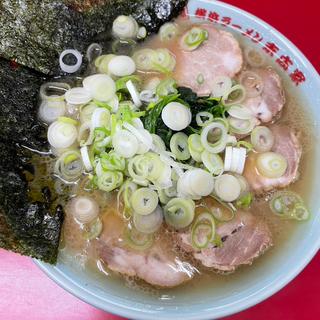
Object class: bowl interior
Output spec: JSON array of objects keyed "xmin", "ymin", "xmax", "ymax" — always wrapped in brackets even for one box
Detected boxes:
[{"xmin": 36, "ymin": 1, "xmax": 320, "ymax": 319}]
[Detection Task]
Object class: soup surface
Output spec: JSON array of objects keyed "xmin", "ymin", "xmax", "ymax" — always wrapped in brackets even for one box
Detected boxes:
[{"xmin": 37, "ymin": 17, "xmax": 315, "ymax": 295}]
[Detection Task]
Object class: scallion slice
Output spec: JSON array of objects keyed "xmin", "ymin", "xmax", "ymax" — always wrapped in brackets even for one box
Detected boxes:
[
  {"xmin": 180, "ymin": 27, "xmax": 208, "ymax": 51},
  {"xmin": 201, "ymin": 150, "xmax": 224, "ymax": 175},
  {"xmin": 256, "ymin": 152, "xmax": 288, "ymax": 179},
  {"xmin": 200, "ymin": 121, "xmax": 228, "ymax": 154},
  {"xmin": 131, "ymin": 187, "xmax": 159, "ymax": 215},
  {"xmin": 133, "ymin": 206, "xmax": 163, "ymax": 234},
  {"xmin": 164, "ymin": 198, "xmax": 195, "ymax": 229},
  {"xmin": 54, "ymin": 150, "xmax": 84, "ymax": 182},
  {"xmin": 170, "ymin": 132, "xmax": 190, "ymax": 161},
  {"xmin": 124, "ymin": 227, "xmax": 154, "ymax": 250},
  {"xmin": 270, "ymin": 191, "xmax": 310, "ymax": 221},
  {"xmin": 196, "ymin": 111, "xmax": 214, "ymax": 127},
  {"xmin": 251, "ymin": 126, "xmax": 275, "ymax": 152},
  {"xmin": 159, "ymin": 22, "xmax": 179, "ymax": 41}
]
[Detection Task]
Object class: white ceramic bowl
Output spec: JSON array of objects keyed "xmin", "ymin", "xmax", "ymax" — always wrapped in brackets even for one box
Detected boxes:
[{"xmin": 35, "ymin": 1, "xmax": 320, "ymax": 319}]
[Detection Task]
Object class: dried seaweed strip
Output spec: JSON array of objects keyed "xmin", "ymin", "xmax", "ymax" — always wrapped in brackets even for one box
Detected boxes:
[
  {"xmin": 0, "ymin": 0, "xmax": 187, "ymax": 74},
  {"xmin": 0, "ymin": 59, "xmax": 63, "ymax": 263}
]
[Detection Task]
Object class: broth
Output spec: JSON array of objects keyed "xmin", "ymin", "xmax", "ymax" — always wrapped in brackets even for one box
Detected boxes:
[{"xmin": 51, "ymin": 19, "xmax": 316, "ymax": 296}]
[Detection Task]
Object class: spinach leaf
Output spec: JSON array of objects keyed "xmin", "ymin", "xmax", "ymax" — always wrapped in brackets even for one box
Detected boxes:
[
  {"xmin": 177, "ymin": 87, "xmax": 226, "ymax": 127},
  {"xmin": 143, "ymin": 94, "xmax": 180, "ymax": 145}
]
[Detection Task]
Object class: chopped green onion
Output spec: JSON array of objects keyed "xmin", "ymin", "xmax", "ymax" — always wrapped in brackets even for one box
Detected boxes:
[
  {"xmin": 94, "ymin": 54, "xmax": 116, "ymax": 74},
  {"xmin": 227, "ymin": 105, "xmax": 253, "ymax": 120},
  {"xmin": 124, "ymin": 227, "xmax": 154, "ymax": 250},
  {"xmin": 96, "ymin": 170, "xmax": 123, "ymax": 192},
  {"xmin": 236, "ymin": 140, "xmax": 253, "ymax": 152},
  {"xmin": 222, "ymin": 84, "xmax": 246, "ymax": 106},
  {"xmin": 48, "ymin": 120, "xmax": 78, "ymax": 149},
  {"xmin": 208, "ymin": 196, "xmax": 236, "ymax": 222},
  {"xmin": 196, "ymin": 73, "xmax": 204, "ymax": 85},
  {"xmin": 181, "ymin": 27, "xmax": 208, "ymax": 51},
  {"xmin": 159, "ymin": 22, "xmax": 178, "ymax": 41},
  {"xmin": 164, "ymin": 198, "xmax": 195, "ymax": 229},
  {"xmin": 83, "ymin": 218, "xmax": 103, "ymax": 240},
  {"xmin": 251, "ymin": 126, "xmax": 275, "ymax": 152},
  {"xmin": 116, "ymin": 75, "xmax": 141, "ymax": 92},
  {"xmin": 131, "ymin": 187, "xmax": 159, "ymax": 215},
  {"xmin": 191, "ymin": 222, "xmax": 212, "ymax": 249},
  {"xmin": 133, "ymin": 206, "xmax": 163, "ymax": 234},
  {"xmin": 54, "ymin": 150, "xmax": 83, "ymax": 182},
  {"xmin": 112, "ymin": 15, "xmax": 139, "ymax": 39},
  {"xmin": 200, "ymin": 121, "xmax": 228, "ymax": 154},
  {"xmin": 170, "ymin": 132, "xmax": 190, "ymax": 161},
  {"xmin": 201, "ymin": 150, "xmax": 224, "ymax": 175},
  {"xmin": 117, "ymin": 180, "xmax": 138, "ymax": 218},
  {"xmin": 151, "ymin": 48, "xmax": 176, "ymax": 73},
  {"xmin": 270, "ymin": 191, "xmax": 310, "ymax": 221},
  {"xmin": 132, "ymin": 48, "xmax": 157, "ymax": 71},
  {"xmin": 196, "ymin": 111, "xmax": 214, "ymax": 127},
  {"xmin": 194, "ymin": 212, "xmax": 215, "ymax": 240},
  {"xmin": 112, "ymin": 129, "xmax": 139, "ymax": 158},
  {"xmin": 83, "ymin": 74, "xmax": 116, "ymax": 102},
  {"xmin": 256, "ymin": 152, "xmax": 288, "ymax": 179},
  {"xmin": 228, "ymin": 116, "xmax": 256, "ymax": 135},
  {"xmin": 236, "ymin": 192, "xmax": 253, "ymax": 209},
  {"xmin": 151, "ymin": 134, "xmax": 166, "ymax": 152},
  {"xmin": 156, "ymin": 78, "xmax": 178, "ymax": 97},
  {"xmin": 100, "ymin": 151, "xmax": 126, "ymax": 172},
  {"xmin": 128, "ymin": 155, "xmax": 149, "ymax": 185},
  {"xmin": 189, "ymin": 147, "xmax": 202, "ymax": 162},
  {"xmin": 188, "ymin": 134, "xmax": 204, "ymax": 153},
  {"xmin": 211, "ymin": 76, "xmax": 232, "ymax": 98},
  {"xmin": 80, "ymin": 102, "xmax": 98, "ymax": 123},
  {"xmin": 214, "ymin": 174, "xmax": 241, "ymax": 202}
]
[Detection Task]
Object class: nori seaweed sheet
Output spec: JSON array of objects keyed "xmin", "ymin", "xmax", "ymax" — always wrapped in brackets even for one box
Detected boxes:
[
  {"xmin": 0, "ymin": 0, "xmax": 187, "ymax": 74},
  {"xmin": 0, "ymin": 59, "xmax": 63, "ymax": 263}
]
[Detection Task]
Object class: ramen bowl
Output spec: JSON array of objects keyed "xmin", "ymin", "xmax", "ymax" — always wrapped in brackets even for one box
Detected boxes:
[{"xmin": 35, "ymin": 0, "xmax": 320, "ymax": 319}]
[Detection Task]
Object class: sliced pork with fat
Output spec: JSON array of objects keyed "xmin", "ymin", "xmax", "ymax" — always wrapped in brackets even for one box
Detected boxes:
[
  {"xmin": 178, "ymin": 211, "xmax": 272, "ymax": 272},
  {"xmin": 172, "ymin": 24, "xmax": 243, "ymax": 96},
  {"xmin": 243, "ymin": 125, "xmax": 302, "ymax": 192},
  {"xmin": 98, "ymin": 214, "xmax": 194, "ymax": 287},
  {"xmin": 240, "ymin": 67, "xmax": 285, "ymax": 123}
]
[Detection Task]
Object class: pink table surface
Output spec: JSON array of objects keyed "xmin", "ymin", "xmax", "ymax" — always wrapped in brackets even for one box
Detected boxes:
[{"xmin": 1, "ymin": 1, "xmax": 319, "ymax": 319}]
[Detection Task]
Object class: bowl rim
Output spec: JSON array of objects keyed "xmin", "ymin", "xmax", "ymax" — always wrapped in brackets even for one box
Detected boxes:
[{"xmin": 35, "ymin": 1, "xmax": 320, "ymax": 319}]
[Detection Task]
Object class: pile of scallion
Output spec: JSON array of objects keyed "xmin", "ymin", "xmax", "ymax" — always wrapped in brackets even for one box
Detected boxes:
[{"xmin": 39, "ymin": 15, "xmax": 309, "ymax": 250}]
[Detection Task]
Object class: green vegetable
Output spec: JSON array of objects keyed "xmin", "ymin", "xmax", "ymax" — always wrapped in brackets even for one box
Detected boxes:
[
  {"xmin": 164, "ymin": 198, "xmax": 195, "ymax": 229},
  {"xmin": 181, "ymin": 27, "xmax": 208, "ymax": 51},
  {"xmin": 131, "ymin": 187, "xmax": 159, "ymax": 215},
  {"xmin": 117, "ymin": 180, "xmax": 138, "ymax": 218},
  {"xmin": 270, "ymin": 191, "xmax": 310, "ymax": 221},
  {"xmin": 83, "ymin": 218, "xmax": 103, "ymax": 240},
  {"xmin": 156, "ymin": 78, "xmax": 178, "ymax": 97},
  {"xmin": 96, "ymin": 170, "xmax": 123, "ymax": 192},
  {"xmin": 116, "ymin": 75, "xmax": 141, "ymax": 91},
  {"xmin": 170, "ymin": 132, "xmax": 190, "ymax": 161},
  {"xmin": 100, "ymin": 151, "xmax": 126, "ymax": 172},
  {"xmin": 201, "ymin": 150, "xmax": 224, "ymax": 175},
  {"xmin": 236, "ymin": 192, "xmax": 253, "ymax": 209},
  {"xmin": 177, "ymin": 87, "xmax": 226, "ymax": 128},
  {"xmin": 143, "ymin": 94, "xmax": 180, "ymax": 146},
  {"xmin": 124, "ymin": 227, "xmax": 154, "ymax": 251},
  {"xmin": 191, "ymin": 223, "xmax": 212, "ymax": 249}
]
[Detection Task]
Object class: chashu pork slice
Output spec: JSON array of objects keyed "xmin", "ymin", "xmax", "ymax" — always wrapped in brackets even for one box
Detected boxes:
[
  {"xmin": 172, "ymin": 24, "xmax": 243, "ymax": 96},
  {"xmin": 243, "ymin": 125, "xmax": 302, "ymax": 193},
  {"xmin": 240, "ymin": 67, "xmax": 286, "ymax": 123},
  {"xmin": 98, "ymin": 214, "xmax": 195, "ymax": 287},
  {"xmin": 177, "ymin": 211, "xmax": 272, "ymax": 272}
]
